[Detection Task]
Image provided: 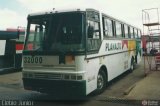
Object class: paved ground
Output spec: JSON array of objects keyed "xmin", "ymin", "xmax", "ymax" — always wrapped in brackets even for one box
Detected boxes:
[
  {"xmin": 98, "ymin": 62, "xmax": 144, "ymax": 99},
  {"xmin": 125, "ymin": 71, "xmax": 160, "ymax": 100},
  {"xmin": 123, "ymin": 56, "xmax": 160, "ymax": 100},
  {"xmin": 0, "ymin": 59, "xmax": 160, "ymax": 106}
]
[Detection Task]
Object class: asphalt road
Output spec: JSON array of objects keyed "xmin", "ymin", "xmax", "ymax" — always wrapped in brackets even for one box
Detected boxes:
[{"xmin": 0, "ymin": 61, "xmax": 145, "ymax": 106}]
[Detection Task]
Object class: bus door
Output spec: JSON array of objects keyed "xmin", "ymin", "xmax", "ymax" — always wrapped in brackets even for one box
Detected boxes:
[{"xmin": 85, "ymin": 9, "xmax": 102, "ymax": 94}]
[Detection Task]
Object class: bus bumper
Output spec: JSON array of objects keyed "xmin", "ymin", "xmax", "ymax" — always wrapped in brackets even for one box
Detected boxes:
[{"xmin": 23, "ymin": 78, "xmax": 86, "ymax": 97}]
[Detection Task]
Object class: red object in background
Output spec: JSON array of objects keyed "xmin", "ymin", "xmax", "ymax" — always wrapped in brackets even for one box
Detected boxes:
[
  {"xmin": 27, "ymin": 43, "xmax": 33, "ymax": 50},
  {"xmin": 122, "ymin": 40, "xmax": 128, "ymax": 49},
  {"xmin": 155, "ymin": 52, "xmax": 160, "ymax": 59},
  {"xmin": 16, "ymin": 44, "xmax": 24, "ymax": 50},
  {"xmin": 6, "ymin": 28, "xmax": 25, "ymax": 32},
  {"xmin": 142, "ymin": 36, "xmax": 147, "ymax": 49}
]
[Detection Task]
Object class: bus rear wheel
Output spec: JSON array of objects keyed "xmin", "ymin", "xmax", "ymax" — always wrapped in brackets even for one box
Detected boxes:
[
  {"xmin": 95, "ymin": 70, "xmax": 107, "ymax": 94},
  {"xmin": 130, "ymin": 58, "xmax": 135, "ymax": 72}
]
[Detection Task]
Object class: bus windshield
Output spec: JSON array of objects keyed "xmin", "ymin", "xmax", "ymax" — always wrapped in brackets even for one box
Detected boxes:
[{"xmin": 25, "ymin": 13, "xmax": 85, "ymax": 53}]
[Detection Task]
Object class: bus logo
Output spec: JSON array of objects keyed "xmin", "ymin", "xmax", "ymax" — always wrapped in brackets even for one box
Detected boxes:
[{"xmin": 105, "ymin": 42, "xmax": 122, "ymax": 51}]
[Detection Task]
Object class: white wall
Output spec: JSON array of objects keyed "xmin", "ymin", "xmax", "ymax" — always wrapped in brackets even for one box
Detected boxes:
[{"xmin": 0, "ymin": 40, "xmax": 6, "ymax": 55}]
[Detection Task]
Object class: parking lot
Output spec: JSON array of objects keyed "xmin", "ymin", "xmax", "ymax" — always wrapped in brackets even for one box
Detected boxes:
[{"xmin": 0, "ymin": 61, "xmax": 148, "ymax": 106}]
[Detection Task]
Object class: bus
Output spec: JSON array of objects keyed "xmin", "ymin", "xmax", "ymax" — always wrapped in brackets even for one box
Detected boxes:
[
  {"xmin": 7, "ymin": 28, "xmax": 26, "ymax": 70},
  {"xmin": 22, "ymin": 8, "xmax": 142, "ymax": 96},
  {"xmin": 0, "ymin": 31, "xmax": 19, "ymax": 72}
]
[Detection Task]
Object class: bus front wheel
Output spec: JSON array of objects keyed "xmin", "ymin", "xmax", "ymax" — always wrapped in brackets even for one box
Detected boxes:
[{"xmin": 95, "ymin": 70, "xmax": 107, "ymax": 94}]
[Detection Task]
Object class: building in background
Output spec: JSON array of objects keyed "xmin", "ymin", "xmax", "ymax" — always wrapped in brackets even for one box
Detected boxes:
[
  {"xmin": 0, "ymin": 30, "xmax": 19, "ymax": 73},
  {"xmin": 6, "ymin": 28, "xmax": 26, "ymax": 71}
]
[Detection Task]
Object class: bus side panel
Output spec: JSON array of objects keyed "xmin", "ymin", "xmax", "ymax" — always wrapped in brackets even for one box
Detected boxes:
[
  {"xmin": 85, "ymin": 51, "xmax": 131, "ymax": 94},
  {"xmin": 85, "ymin": 39, "xmax": 138, "ymax": 83},
  {"xmin": 99, "ymin": 40, "xmax": 131, "ymax": 81},
  {"xmin": 85, "ymin": 57, "xmax": 99, "ymax": 95},
  {"xmin": 104, "ymin": 52, "xmax": 130, "ymax": 82},
  {"xmin": 85, "ymin": 39, "xmax": 134, "ymax": 94}
]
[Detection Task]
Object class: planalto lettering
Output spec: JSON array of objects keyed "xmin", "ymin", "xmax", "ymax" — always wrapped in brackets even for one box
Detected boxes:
[{"xmin": 106, "ymin": 43, "xmax": 122, "ymax": 51}]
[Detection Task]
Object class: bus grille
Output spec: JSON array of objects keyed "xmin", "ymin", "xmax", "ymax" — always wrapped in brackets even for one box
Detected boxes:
[
  {"xmin": 23, "ymin": 72, "xmax": 84, "ymax": 80},
  {"xmin": 34, "ymin": 73, "xmax": 62, "ymax": 79}
]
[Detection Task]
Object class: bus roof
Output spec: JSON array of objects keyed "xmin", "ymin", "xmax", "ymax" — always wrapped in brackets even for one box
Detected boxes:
[
  {"xmin": 28, "ymin": 8, "xmax": 88, "ymax": 17},
  {"xmin": 27, "ymin": 8, "xmax": 141, "ymax": 30}
]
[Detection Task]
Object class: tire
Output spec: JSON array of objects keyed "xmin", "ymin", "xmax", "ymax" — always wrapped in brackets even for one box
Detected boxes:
[
  {"xmin": 130, "ymin": 58, "xmax": 135, "ymax": 72},
  {"xmin": 95, "ymin": 70, "xmax": 107, "ymax": 94}
]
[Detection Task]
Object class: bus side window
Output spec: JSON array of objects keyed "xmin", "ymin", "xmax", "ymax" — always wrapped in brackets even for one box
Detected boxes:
[
  {"xmin": 138, "ymin": 30, "xmax": 141, "ymax": 38},
  {"xmin": 88, "ymin": 25, "xmax": 94, "ymax": 38},
  {"xmin": 122, "ymin": 24, "xmax": 124, "ymax": 38},
  {"xmin": 133, "ymin": 28, "xmax": 135, "ymax": 38},
  {"xmin": 130, "ymin": 27, "xmax": 134, "ymax": 38},
  {"xmin": 87, "ymin": 20, "xmax": 101, "ymax": 51},
  {"xmin": 115, "ymin": 21, "xmax": 122, "ymax": 38},
  {"xmin": 134, "ymin": 29, "xmax": 138, "ymax": 38},
  {"xmin": 128, "ymin": 26, "xmax": 131, "ymax": 38},
  {"xmin": 102, "ymin": 17, "xmax": 107, "ymax": 37},
  {"xmin": 87, "ymin": 21, "xmax": 100, "ymax": 39},
  {"xmin": 102, "ymin": 17, "xmax": 113, "ymax": 38},
  {"xmin": 124, "ymin": 25, "xmax": 129, "ymax": 38}
]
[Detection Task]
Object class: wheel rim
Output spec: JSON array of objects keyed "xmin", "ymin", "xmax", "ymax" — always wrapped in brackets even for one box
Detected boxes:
[
  {"xmin": 131, "ymin": 63, "xmax": 134, "ymax": 70},
  {"xmin": 97, "ymin": 73, "xmax": 104, "ymax": 89},
  {"xmin": 131, "ymin": 60, "xmax": 134, "ymax": 70}
]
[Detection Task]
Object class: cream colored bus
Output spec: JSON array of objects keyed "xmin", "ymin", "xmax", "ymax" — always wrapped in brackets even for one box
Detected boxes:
[{"xmin": 22, "ymin": 8, "xmax": 142, "ymax": 97}]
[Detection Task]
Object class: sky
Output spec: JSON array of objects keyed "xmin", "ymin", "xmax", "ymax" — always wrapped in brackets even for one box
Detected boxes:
[{"xmin": 0, "ymin": 0, "xmax": 160, "ymax": 31}]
